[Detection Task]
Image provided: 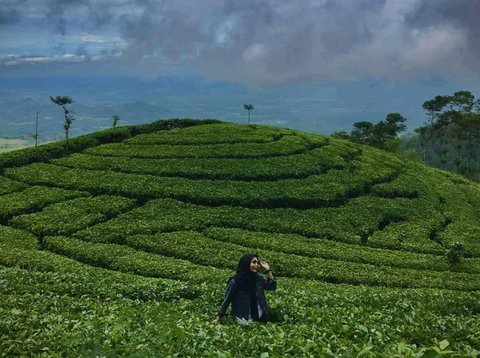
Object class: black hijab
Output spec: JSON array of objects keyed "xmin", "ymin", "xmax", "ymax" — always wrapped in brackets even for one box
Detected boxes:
[{"xmin": 233, "ymin": 253, "xmax": 258, "ymax": 294}]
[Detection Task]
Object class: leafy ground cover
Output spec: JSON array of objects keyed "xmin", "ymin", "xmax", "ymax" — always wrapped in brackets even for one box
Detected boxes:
[{"xmin": 1, "ymin": 119, "xmax": 479, "ymax": 356}]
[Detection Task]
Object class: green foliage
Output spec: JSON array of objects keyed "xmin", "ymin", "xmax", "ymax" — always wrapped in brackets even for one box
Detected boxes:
[
  {"xmin": 1, "ymin": 120, "xmax": 480, "ymax": 356},
  {"xmin": 10, "ymin": 195, "xmax": 136, "ymax": 236},
  {"xmin": 50, "ymin": 96, "xmax": 75, "ymax": 151},
  {"xmin": 125, "ymin": 122, "xmax": 292, "ymax": 145},
  {"xmin": 447, "ymin": 242, "xmax": 466, "ymax": 264},
  {"xmin": 0, "ymin": 175, "xmax": 27, "ymax": 195},
  {"xmin": 347, "ymin": 112, "xmax": 407, "ymax": 150},
  {"xmin": 54, "ymin": 144, "xmax": 351, "ymax": 180},
  {"xmin": 85, "ymin": 134, "xmax": 317, "ymax": 159},
  {"xmin": 243, "ymin": 104, "xmax": 254, "ymax": 123},
  {"xmin": 5, "ymin": 152, "xmax": 399, "ymax": 209},
  {"xmin": 0, "ymin": 186, "xmax": 88, "ymax": 222},
  {"xmin": 112, "ymin": 114, "xmax": 120, "ymax": 129},
  {"xmin": 0, "ymin": 119, "xmax": 217, "ymax": 171},
  {"xmin": 415, "ymin": 90, "xmax": 480, "ymax": 180}
]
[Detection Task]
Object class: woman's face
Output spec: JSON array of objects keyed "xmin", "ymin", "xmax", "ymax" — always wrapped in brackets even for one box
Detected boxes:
[{"xmin": 249, "ymin": 257, "xmax": 260, "ymax": 273}]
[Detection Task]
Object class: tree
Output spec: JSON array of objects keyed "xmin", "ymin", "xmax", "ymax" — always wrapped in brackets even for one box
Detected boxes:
[
  {"xmin": 32, "ymin": 110, "xmax": 41, "ymax": 148},
  {"xmin": 50, "ymin": 96, "xmax": 74, "ymax": 152},
  {"xmin": 450, "ymin": 91, "xmax": 475, "ymax": 112},
  {"xmin": 350, "ymin": 121, "xmax": 374, "ymax": 145},
  {"xmin": 348, "ymin": 113, "xmax": 407, "ymax": 150},
  {"xmin": 331, "ymin": 130, "xmax": 350, "ymax": 140},
  {"xmin": 415, "ymin": 90, "xmax": 480, "ymax": 179},
  {"xmin": 243, "ymin": 104, "xmax": 254, "ymax": 123},
  {"xmin": 112, "ymin": 114, "xmax": 120, "ymax": 129},
  {"xmin": 384, "ymin": 113, "xmax": 407, "ymax": 137},
  {"xmin": 422, "ymin": 95, "xmax": 448, "ymax": 125}
]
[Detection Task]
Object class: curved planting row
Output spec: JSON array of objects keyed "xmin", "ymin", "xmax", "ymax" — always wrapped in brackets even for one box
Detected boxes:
[
  {"xmin": 2, "ymin": 121, "xmax": 480, "ymax": 356},
  {"xmin": 41, "ymin": 232, "xmax": 480, "ymax": 291},
  {"xmin": 43, "ymin": 236, "xmax": 227, "ymax": 283},
  {"xmin": 0, "ymin": 186, "xmax": 88, "ymax": 223},
  {"xmin": 10, "ymin": 195, "xmax": 137, "ymax": 237},
  {"xmin": 124, "ymin": 123, "xmax": 295, "ymax": 145},
  {"xmin": 71, "ymin": 198, "xmax": 444, "ymax": 256},
  {"xmin": 84, "ymin": 134, "xmax": 324, "ymax": 159},
  {"xmin": 5, "ymin": 155, "xmax": 399, "ymax": 209},
  {"xmin": 53, "ymin": 142, "xmax": 357, "ymax": 181},
  {"xmin": 0, "ymin": 175, "xmax": 27, "ymax": 195},
  {"xmin": 202, "ymin": 227, "xmax": 480, "ymax": 274},
  {"xmin": 0, "ymin": 228, "xmax": 197, "ymax": 301}
]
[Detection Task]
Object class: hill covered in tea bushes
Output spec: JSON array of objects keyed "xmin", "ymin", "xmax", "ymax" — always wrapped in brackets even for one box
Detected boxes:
[{"xmin": 0, "ymin": 119, "xmax": 479, "ymax": 356}]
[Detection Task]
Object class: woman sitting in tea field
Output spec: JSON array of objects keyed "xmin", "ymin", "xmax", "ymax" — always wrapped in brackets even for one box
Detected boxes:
[{"xmin": 213, "ymin": 253, "xmax": 277, "ymax": 324}]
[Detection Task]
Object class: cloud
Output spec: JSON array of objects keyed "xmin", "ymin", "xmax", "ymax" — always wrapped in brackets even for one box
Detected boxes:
[
  {"xmin": 0, "ymin": 8, "xmax": 21, "ymax": 25},
  {"xmin": 1, "ymin": 0, "xmax": 480, "ymax": 84},
  {"xmin": 0, "ymin": 53, "xmax": 90, "ymax": 66},
  {"xmin": 114, "ymin": 0, "xmax": 480, "ymax": 83}
]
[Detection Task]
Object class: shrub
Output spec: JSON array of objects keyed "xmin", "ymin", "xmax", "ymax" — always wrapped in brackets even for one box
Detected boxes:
[{"xmin": 447, "ymin": 242, "xmax": 466, "ymax": 264}]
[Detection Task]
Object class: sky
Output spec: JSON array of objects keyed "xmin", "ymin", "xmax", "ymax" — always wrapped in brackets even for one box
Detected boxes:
[{"xmin": 1, "ymin": 0, "xmax": 480, "ymax": 139}]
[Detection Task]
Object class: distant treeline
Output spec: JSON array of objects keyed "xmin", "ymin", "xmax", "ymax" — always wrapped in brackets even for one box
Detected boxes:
[{"xmin": 336, "ymin": 91, "xmax": 480, "ymax": 182}]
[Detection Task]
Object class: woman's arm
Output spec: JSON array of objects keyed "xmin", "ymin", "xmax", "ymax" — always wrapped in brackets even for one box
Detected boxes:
[
  {"xmin": 213, "ymin": 279, "xmax": 236, "ymax": 323},
  {"xmin": 259, "ymin": 260, "xmax": 277, "ymax": 291}
]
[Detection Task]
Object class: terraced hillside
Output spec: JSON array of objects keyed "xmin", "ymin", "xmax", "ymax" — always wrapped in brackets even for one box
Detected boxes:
[{"xmin": 1, "ymin": 120, "xmax": 479, "ymax": 356}]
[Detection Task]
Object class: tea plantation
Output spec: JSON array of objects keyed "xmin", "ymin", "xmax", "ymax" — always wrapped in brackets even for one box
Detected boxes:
[{"xmin": 0, "ymin": 119, "xmax": 479, "ymax": 357}]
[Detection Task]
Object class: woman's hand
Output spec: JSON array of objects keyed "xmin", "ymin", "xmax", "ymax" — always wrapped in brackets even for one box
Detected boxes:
[
  {"xmin": 212, "ymin": 315, "xmax": 221, "ymax": 324},
  {"xmin": 259, "ymin": 260, "xmax": 270, "ymax": 272}
]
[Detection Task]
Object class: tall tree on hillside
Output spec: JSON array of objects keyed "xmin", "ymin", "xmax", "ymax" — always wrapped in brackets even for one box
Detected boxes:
[
  {"xmin": 350, "ymin": 121, "xmax": 374, "ymax": 145},
  {"xmin": 415, "ymin": 91, "xmax": 480, "ymax": 177},
  {"xmin": 32, "ymin": 110, "xmax": 41, "ymax": 148},
  {"xmin": 347, "ymin": 113, "xmax": 407, "ymax": 151},
  {"xmin": 112, "ymin": 114, "xmax": 120, "ymax": 129},
  {"xmin": 50, "ymin": 96, "xmax": 75, "ymax": 152},
  {"xmin": 243, "ymin": 104, "xmax": 254, "ymax": 123}
]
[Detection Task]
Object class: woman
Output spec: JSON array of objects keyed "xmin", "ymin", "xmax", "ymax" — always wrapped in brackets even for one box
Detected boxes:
[{"xmin": 213, "ymin": 253, "xmax": 277, "ymax": 324}]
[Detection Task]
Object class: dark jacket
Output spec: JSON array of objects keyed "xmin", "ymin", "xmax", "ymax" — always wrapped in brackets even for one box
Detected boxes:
[{"xmin": 217, "ymin": 273, "xmax": 277, "ymax": 320}]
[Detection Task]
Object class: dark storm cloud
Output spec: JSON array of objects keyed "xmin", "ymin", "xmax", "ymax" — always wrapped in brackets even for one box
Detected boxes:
[
  {"xmin": 0, "ymin": 9, "xmax": 21, "ymax": 25},
  {"xmin": 405, "ymin": 0, "xmax": 480, "ymax": 68},
  {"xmin": 2, "ymin": 0, "xmax": 480, "ymax": 83},
  {"xmin": 113, "ymin": 0, "xmax": 480, "ymax": 83},
  {"xmin": 0, "ymin": 0, "xmax": 22, "ymax": 25}
]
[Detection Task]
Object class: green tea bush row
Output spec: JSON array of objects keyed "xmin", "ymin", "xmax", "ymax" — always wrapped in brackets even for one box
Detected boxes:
[
  {"xmin": 0, "ymin": 186, "xmax": 88, "ymax": 222},
  {"xmin": 368, "ymin": 216, "xmax": 446, "ymax": 255},
  {"xmin": 115, "ymin": 230, "xmax": 480, "ymax": 290},
  {"xmin": 0, "ymin": 119, "xmax": 217, "ymax": 172},
  {"xmin": 54, "ymin": 145, "xmax": 352, "ymax": 180},
  {"xmin": 0, "ymin": 224, "xmax": 38, "ymax": 250},
  {"xmin": 0, "ymin": 245, "xmax": 198, "ymax": 301},
  {"xmin": 0, "ymin": 292, "xmax": 196, "ymax": 357},
  {"xmin": 392, "ymin": 167, "xmax": 480, "ymax": 257},
  {"xmin": 459, "ymin": 181, "xmax": 480, "ymax": 216},
  {"xmin": 84, "ymin": 135, "xmax": 314, "ymax": 159},
  {"xmin": 439, "ymin": 221, "xmax": 480, "ymax": 257},
  {"xmin": 126, "ymin": 132, "xmax": 274, "ymax": 145},
  {"xmin": 10, "ymin": 195, "xmax": 137, "ymax": 237},
  {"xmin": 370, "ymin": 170, "xmax": 420, "ymax": 198},
  {"xmin": 0, "ymin": 266, "xmax": 197, "ymax": 302},
  {"xmin": 44, "ymin": 236, "xmax": 229, "ymax": 283},
  {"xmin": 1, "ymin": 282, "xmax": 479, "ymax": 357},
  {"xmin": 2, "ymin": 277, "xmax": 478, "ymax": 357},
  {"xmin": 125, "ymin": 123, "xmax": 294, "ymax": 145},
  {"xmin": 5, "ymin": 161, "xmax": 398, "ymax": 208},
  {"xmin": 0, "ymin": 127, "xmax": 132, "ymax": 171},
  {"xmin": 204, "ymin": 227, "xmax": 480, "ymax": 274},
  {"xmin": 0, "ymin": 175, "xmax": 27, "ymax": 195},
  {"xmin": 74, "ymin": 198, "xmax": 447, "ymax": 257}
]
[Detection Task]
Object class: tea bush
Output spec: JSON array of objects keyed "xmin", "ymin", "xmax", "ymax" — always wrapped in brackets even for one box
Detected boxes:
[{"xmin": 1, "ymin": 120, "xmax": 480, "ymax": 356}]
